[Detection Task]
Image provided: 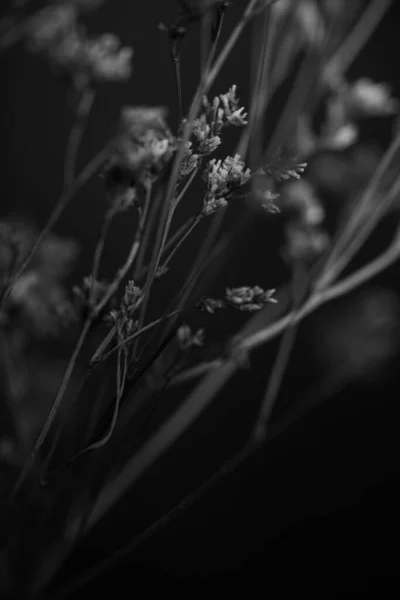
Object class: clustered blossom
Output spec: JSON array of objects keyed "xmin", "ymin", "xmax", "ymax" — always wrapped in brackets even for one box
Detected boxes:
[
  {"xmin": 188, "ymin": 85, "xmax": 247, "ymax": 157},
  {"xmin": 27, "ymin": 3, "xmax": 133, "ymax": 83},
  {"xmin": 198, "ymin": 286, "xmax": 277, "ymax": 313},
  {"xmin": 176, "ymin": 324, "xmax": 204, "ymax": 351},
  {"xmin": 225, "ymin": 286, "xmax": 277, "ymax": 311},
  {"xmin": 202, "ymin": 154, "xmax": 251, "ymax": 216},
  {"xmin": 107, "ymin": 106, "xmax": 176, "ymax": 185},
  {"xmin": 105, "ymin": 280, "xmax": 143, "ymax": 337}
]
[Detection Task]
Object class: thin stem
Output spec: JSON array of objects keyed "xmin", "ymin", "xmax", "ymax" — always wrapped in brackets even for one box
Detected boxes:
[
  {"xmin": 94, "ymin": 181, "xmax": 152, "ymax": 316},
  {"xmin": 39, "ymin": 209, "xmax": 116, "ymax": 475},
  {"xmin": 160, "ymin": 215, "xmax": 202, "ymax": 272},
  {"xmin": 10, "ymin": 317, "xmax": 93, "ymax": 500},
  {"xmin": 63, "ymin": 88, "xmax": 96, "ymax": 189},
  {"xmin": 316, "ymin": 129, "xmax": 400, "ymax": 290},
  {"xmin": 173, "ymin": 55, "xmax": 183, "ymax": 120},
  {"xmin": 318, "ymin": 174, "xmax": 400, "ymax": 287},
  {"xmin": 252, "ymin": 263, "xmax": 307, "ymax": 442},
  {"xmin": 236, "ymin": 1, "xmax": 275, "ymax": 163},
  {"xmin": 129, "ymin": 0, "xmax": 249, "ymax": 356},
  {"xmin": 170, "ymin": 230, "xmax": 400, "ymax": 388},
  {"xmin": 96, "ymin": 310, "xmax": 182, "ymax": 364},
  {"xmin": 324, "ymin": 0, "xmax": 393, "ymax": 80}
]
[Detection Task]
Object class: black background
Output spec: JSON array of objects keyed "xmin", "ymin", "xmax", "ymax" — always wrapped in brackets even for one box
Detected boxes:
[{"xmin": 2, "ymin": 1, "xmax": 400, "ymax": 596}]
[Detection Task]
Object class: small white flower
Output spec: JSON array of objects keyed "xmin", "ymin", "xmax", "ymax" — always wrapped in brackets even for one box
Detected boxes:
[
  {"xmin": 350, "ymin": 78, "xmax": 398, "ymax": 116},
  {"xmin": 324, "ymin": 122, "xmax": 358, "ymax": 150}
]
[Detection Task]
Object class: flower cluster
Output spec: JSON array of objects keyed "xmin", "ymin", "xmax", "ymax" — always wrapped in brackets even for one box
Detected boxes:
[
  {"xmin": 189, "ymin": 85, "xmax": 247, "ymax": 156},
  {"xmin": 202, "ymin": 154, "xmax": 251, "ymax": 215},
  {"xmin": 105, "ymin": 280, "xmax": 143, "ymax": 338},
  {"xmin": 198, "ymin": 286, "xmax": 277, "ymax": 313},
  {"xmin": 107, "ymin": 106, "xmax": 176, "ymax": 185},
  {"xmin": 27, "ymin": 3, "xmax": 133, "ymax": 84},
  {"xmin": 225, "ymin": 286, "xmax": 277, "ymax": 311}
]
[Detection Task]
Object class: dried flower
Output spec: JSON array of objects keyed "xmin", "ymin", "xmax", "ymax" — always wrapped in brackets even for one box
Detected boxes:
[
  {"xmin": 225, "ymin": 286, "xmax": 277, "ymax": 311},
  {"xmin": 197, "ymin": 296, "xmax": 226, "ymax": 313},
  {"xmin": 202, "ymin": 154, "xmax": 251, "ymax": 215},
  {"xmin": 219, "ymin": 85, "xmax": 248, "ymax": 126}
]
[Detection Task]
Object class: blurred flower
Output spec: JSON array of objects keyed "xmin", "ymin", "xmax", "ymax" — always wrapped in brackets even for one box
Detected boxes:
[
  {"xmin": 349, "ymin": 78, "xmax": 398, "ymax": 117},
  {"xmin": 177, "ymin": 324, "xmax": 204, "ymax": 350},
  {"xmin": 73, "ymin": 275, "xmax": 109, "ymax": 313},
  {"xmin": 296, "ymin": 0, "xmax": 325, "ymax": 47},
  {"xmin": 107, "ymin": 106, "xmax": 175, "ymax": 184},
  {"xmin": 10, "ymin": 272, "xmax": 77, "ymax": 337},
  {"xmin": 282, "ymin": 179, "xmax": 324, "ymax": 226},
  {"xmin": 0, "ymin": 222, "xmax": 78, "ymax": 329},
  {"xmin": 82, "ymin": 34, "xmax": 133, "ymax": 81},
  {"xmin": 283, "ymin": 222, "xmax": 330, "ymax": 262},
  {"xmin": 259, "ymin": 147, "xmax": 307, "ymax": 182},
  {"xmin": 28, "ymin": 4, "xmax": 77, "ymax": 52},
  {"xmin": 256, "ymin": 188, "xmax": 281, "ymax": 213},
  {"xmin": 27, "ymin": 4, "xmax": 133, "ymax": 83},
  {"xmin": 318, "ymin": 287, "xmax": 400, "ymax": 380},
  {"xmin": 323, "ymin": 122, "xmax": 358, "ymax": 150}
]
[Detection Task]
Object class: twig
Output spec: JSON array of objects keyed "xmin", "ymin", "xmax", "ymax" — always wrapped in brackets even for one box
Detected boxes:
[
  {"xmin": 159, "ymin": 215, "xmax": 202, "ymax": 272},
  {"xmin": 63, "ymin": 88, "xmax": 96, "ymax": 189},
  {"xmin": 94, "ymin": 180, "xmax": 153, "ymax": 316},
  {"xmin": 324, "ymin": 0, "xmax": 393, "ymax": 81}
]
